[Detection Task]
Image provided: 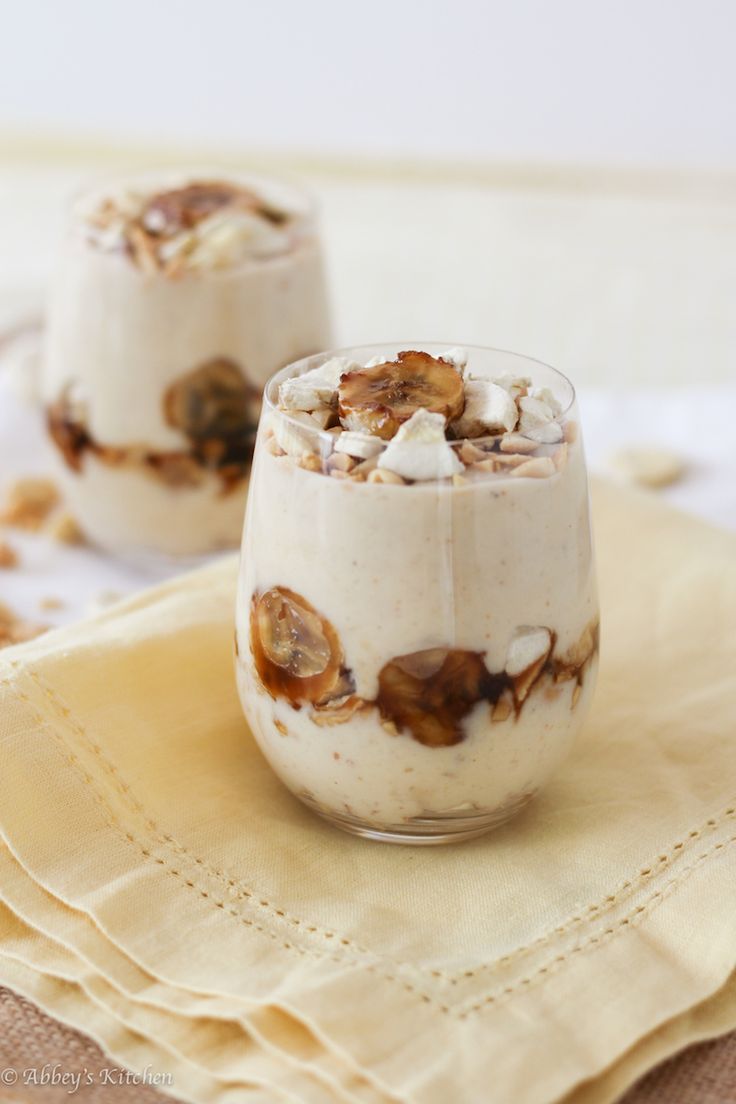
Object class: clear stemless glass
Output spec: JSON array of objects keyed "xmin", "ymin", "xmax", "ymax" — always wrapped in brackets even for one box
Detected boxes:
[
  {"xmin": 41, "ymin": 169, "xmax": 331, "ymax": 561},
  {"xmin": 235, "ymin": 344, "xmax": 599, "ymax": 844}
]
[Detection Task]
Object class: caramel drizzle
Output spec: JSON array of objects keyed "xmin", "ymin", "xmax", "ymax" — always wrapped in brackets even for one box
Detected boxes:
[
  {"xmin": 248, "ymin": 586, "xmax": 599, "ymax": 749},
  {"xmin": 47, "ymin": 360, "xmax": 259, "ymax": 496}
]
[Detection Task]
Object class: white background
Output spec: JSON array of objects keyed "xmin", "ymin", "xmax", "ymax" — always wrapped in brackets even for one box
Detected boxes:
[{"xmin": 1, "ymin": 0, "xmax": 735, "ymax": 169}]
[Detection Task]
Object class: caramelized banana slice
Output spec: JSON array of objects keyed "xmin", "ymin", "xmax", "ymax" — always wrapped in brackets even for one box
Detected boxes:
[
  {"xmin": 337, "ymin": 351, "xmax": 464, "ymax": 440},
  {"xmin": 164, "ymin": 357, "xmax": 259, "ymax": 442},
  {"xmin": 376, "ymin": 648, "xmax": 506, "ymax": 747},
  {"xmin": 250, "ymin": 587, "xmax": 350, "ymax": 707},
  {"xmin": 142, "ymin": 181, "xmax": 257, "ymax": 235}
]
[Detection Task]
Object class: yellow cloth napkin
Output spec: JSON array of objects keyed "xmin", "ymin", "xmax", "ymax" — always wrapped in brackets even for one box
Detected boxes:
[{"xmin": 0, "ymin": 479, "xmax": 735, "ymax": 1104}]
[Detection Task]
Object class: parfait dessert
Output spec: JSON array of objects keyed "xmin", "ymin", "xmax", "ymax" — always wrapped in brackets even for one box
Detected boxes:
[
  {"xmin": 236, "ymin": 344, "xmax": 599, "ymax": 843},
  {"xmin": 42, "ymin": 171, "xmax": 331, "ymax": 557}
]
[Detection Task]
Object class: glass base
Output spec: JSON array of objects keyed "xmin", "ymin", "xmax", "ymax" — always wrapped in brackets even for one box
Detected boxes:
[{"xmin": 300, "ymin": 791, "xmax": 536, "ymax": 846}]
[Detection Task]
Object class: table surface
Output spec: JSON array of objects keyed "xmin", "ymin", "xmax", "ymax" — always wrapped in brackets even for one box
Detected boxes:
[{"xmin": 0, "ymin": 153, "xmax": 734, "ymax": 1103}]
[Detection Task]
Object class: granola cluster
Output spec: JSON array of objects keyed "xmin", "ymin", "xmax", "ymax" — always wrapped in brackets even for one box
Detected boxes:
[
  {"xmin": 269, "ymin": 349, "xmax": 573, "ymax": 484},
  {"xmin": 247, "ymin": 586, "xmax": 598, "ymax": 747},
  {"xmin": 79, "ymin": 179, "xmax": 296, "ymax": 276}
]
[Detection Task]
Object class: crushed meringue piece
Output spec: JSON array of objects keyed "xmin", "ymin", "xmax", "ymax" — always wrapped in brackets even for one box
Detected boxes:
[
  {"xmin": 334, "ymin": 432, "xmax": 384, "ymax": 460},
  {"xmin": 377, "ymin": 409, "xmax": 463, "ymax": 482},
  {"xmin": 452, "ymin": 380, "xmax": 518, "ymax": 438}
]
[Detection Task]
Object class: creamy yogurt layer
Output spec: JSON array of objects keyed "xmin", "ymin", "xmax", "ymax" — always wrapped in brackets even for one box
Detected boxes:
[
  {"xmin": 42, "ymin": 172, "xmax": 331, "ymax": 557},
  {"xmin": 235, "ymin": 345, "xmax": 599, "ymax": 841}
]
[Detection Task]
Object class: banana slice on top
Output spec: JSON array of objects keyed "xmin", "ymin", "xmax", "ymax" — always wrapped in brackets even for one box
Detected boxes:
[{"xmin": 337, "ymin": 350, "xmax": 465, "ymax": 440}]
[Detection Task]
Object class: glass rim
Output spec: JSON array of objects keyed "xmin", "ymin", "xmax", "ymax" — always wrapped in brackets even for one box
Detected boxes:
[{"xmin": 263, "ymin": 342, "xmax": 577, "ymax": 449}]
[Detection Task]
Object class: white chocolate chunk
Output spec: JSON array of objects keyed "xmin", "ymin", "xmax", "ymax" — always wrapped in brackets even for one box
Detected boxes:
[
  {"xmin": 505, "ymin": 626, "xmax": 552, "ymax": 678},
  {"xmin": 272, "ymin": 411, "xmax": 325, "ymax": 458},
  {"xmin": 529, "ymin": 386, "xmax": 563, "ymax": 416},
  {"xmin": 377, "ymin": 409, "xmax": 463, "ymax": 481},
  {"xmin": 279, "ymin": 357, "xmax": 359, "ymax": 412},
  {"xmin": 493, "ymin": 373, "xmax": 532, "ymax": 399},
  {"xmin": 523, "ymin": 420, "xmax": 564, "ymax": 444},
  {"xmin": 452, "ymin": 380, "xmax": 519, "ymax": 438},
  {"xmin": 334, "ymin": 432, "xmax": 384, "ymax": 460},
  {"xmin": 279, "ymin": 370, "xmax": 331, "ymax": 412},
  {"xmin": 518, "ymin": 395, "xmax": 555, "ymax": 426},
  {"xmin": 518, "ymin": 394, "xmax": 563, "ymax": 442},
  {"xmin": 317, "ymin": 357, "xmax": 361, "ymax": 389}
]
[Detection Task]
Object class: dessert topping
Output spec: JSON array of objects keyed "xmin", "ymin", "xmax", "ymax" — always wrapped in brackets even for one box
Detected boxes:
[
  {"xmin": 272, "ymin": 349, "xmax": 571, "ymax": 484},
  {"xmin": 81, "ymin": 179, "xmax": 295, "ymax": 275},
  {"xmin": 451, "ymin": 379, "xmax": 518, "ymax": 438},
  {"xmin": 278, "ymin": 358, "xmax": 355, "ymax": 412},
  {"xmin": 377, "ymin": 409, "xmax": 464, "ymax": 482},
  {"xmin": 337, "ymin": 351, "xmax": 465, "ymax": 440}
]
